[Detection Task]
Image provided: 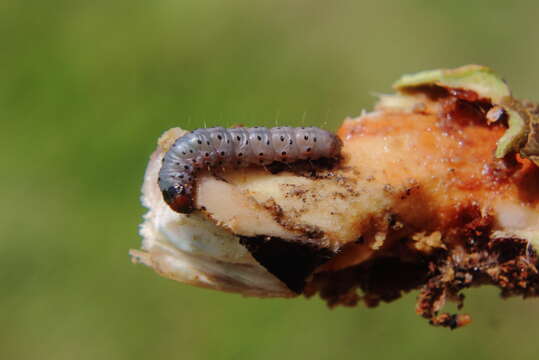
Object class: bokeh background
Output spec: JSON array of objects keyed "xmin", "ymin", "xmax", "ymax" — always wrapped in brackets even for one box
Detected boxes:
[{"xmin": 2, "ymin": 0, "xmax": 539, "ymax": 359}]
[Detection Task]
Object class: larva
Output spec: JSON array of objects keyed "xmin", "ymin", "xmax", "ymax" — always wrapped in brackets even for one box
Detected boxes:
[{"xmin": 158, "ymin": 126, "xmax": 343, "ymax": 214}]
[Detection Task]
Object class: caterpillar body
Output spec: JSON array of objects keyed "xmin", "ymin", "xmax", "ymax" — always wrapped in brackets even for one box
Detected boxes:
[{"xmin": 158, "ymin": 126, "xmax": 343, "ymax": 214}]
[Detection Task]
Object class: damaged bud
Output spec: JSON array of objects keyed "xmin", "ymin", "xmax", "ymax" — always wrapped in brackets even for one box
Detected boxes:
[{"xmin": 132, "ymin": 65, "xmax": 539, "ymax": 329}]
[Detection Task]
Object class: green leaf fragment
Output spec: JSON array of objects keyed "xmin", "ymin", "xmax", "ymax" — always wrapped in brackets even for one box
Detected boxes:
[
  {"xmin": 494, "ymin": 108, "xmax": 527, "ymax": 159},
  {"xmin": 393, "ymin": 65, "xmax": 511, "ymax": 103}
]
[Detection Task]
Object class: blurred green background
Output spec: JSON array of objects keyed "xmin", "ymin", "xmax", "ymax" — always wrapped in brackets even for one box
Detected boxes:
[{"xmin": 2, "ymin": 0, "xmax": 539, "ymax": 359}]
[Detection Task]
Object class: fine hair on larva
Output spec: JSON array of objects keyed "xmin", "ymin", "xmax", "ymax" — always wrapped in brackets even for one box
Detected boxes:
[{"xmin": 158, "ymin": 126, "xmax": 343, "ymax": 214}]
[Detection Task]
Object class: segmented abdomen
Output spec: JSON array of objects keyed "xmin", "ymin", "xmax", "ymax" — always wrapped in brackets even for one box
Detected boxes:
[{"xmin": 158, "ymin": 126, "xmax": 342, "ymax": 213}]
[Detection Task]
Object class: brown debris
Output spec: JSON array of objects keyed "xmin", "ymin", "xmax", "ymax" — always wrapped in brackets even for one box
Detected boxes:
[
  {"xmin": 304, "ymin": 205, "xmax": 539, "ymax": 329},
  {"xmin": 415, "ymin": 235, "xmax": 539, "ymax": 329},
  {"xmin": 305, "ymin": 234, "xmax": 430, "ymax": 309}
]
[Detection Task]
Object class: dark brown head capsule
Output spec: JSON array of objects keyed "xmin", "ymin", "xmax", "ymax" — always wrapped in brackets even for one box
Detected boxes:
[{"xmin": 162, "ymin": 185, "xmax": 195, "ymax": 214}]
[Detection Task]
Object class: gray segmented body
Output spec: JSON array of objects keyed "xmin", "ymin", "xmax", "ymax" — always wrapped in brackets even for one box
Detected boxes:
[{"xmin": 158, "ymin": 126, "xmax": 342, "ymax": 213}]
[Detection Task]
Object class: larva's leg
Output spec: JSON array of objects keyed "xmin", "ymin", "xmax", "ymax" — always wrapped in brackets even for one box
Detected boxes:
[
  {"xmin": 209, "ymin": 168, "xmax": 229, "ymax": 183},
  {"xmin": 307, "ymin": 159, "xmax": 317, "ymax": 175},
  {"xmin": 265, "ymin": 162, "xmax": 289, "ymax": 174}
]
